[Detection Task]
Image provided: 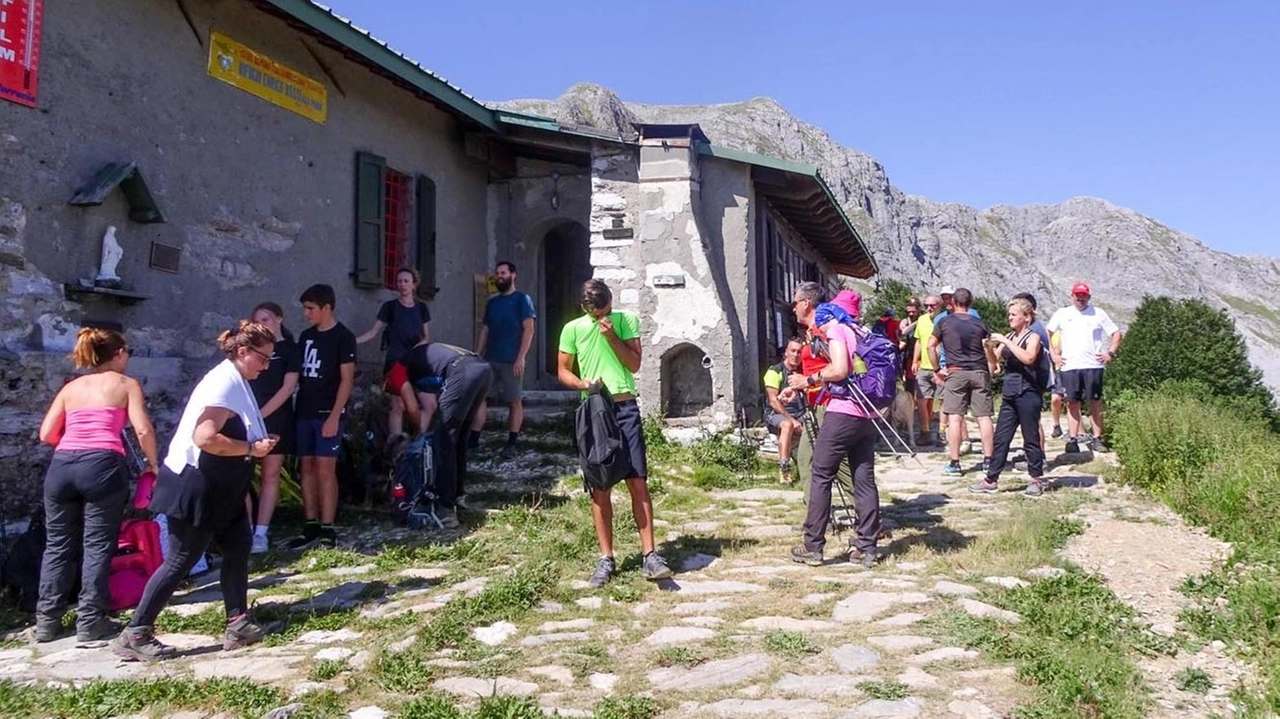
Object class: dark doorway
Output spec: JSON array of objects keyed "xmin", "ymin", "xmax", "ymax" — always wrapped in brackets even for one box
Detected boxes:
[
  {"xmin": 540, "ymin": 222, "xmax": 592, "ymax": 380},
  {"xmin": 661, "ymin": 343, "xmax": 714, "ymax": 418}
]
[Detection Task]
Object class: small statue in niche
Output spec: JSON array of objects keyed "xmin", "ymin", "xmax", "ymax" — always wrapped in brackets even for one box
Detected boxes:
[{"xmin": 94, "ymin": 226, "xmax": 123, "ymax": 289}]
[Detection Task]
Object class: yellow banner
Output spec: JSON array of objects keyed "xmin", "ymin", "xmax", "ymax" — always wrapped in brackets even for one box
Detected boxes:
[{"xmin": 208, "ymin": 31, "xmax": 327, "ymax": 124}]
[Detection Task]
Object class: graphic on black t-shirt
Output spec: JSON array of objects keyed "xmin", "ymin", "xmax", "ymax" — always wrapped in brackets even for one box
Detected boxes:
[{"xmin": 295, "ymin": 323, "xmax": 357, "ymax": 418}]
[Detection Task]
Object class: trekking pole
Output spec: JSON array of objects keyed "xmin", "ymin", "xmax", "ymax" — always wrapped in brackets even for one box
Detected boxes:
[
  {"xmin": 842, "ymin": 379, "xmax": 920, "ymax": 463},
  {"xmin": 802, "ymin": 404, "xmax": 855, "ymax": 533}
]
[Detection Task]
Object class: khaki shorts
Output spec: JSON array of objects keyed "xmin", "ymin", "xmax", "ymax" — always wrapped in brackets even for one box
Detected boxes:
[
  {"xmin": 488, "ymin": 362, "xmax": 523, "ymax": 403},
  {"xmin": 941, "ymin": 369, "xmax": 994, "ymax": 418},
  {"xmin": 916, "ymin": 369, "xmax": 941, "ymax": 400}
]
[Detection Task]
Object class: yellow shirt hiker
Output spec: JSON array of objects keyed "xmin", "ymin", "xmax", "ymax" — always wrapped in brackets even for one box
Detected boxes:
[{"xmin": 914, "ymin": 313, "xmax": 936, "ymax": 371}]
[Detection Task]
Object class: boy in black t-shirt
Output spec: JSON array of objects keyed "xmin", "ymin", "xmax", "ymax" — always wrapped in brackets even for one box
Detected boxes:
[{"xmin": 290, "ymin": 284, "xmax": 357, "ymax": 549}]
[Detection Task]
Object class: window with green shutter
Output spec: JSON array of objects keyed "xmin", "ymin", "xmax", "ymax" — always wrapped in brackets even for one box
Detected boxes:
[
  {"xmin": 353, "ymin": 151, "xmax": 386, "ymax": 289},
  {"xmin": 416, "ymin": 175, "xmax": 437, "ymax": 298}
]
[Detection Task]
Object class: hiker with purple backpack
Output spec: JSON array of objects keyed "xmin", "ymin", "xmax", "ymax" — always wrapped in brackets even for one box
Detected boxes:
[{"xmin": 784, "ymin": 282, "xmax": 894, "ymax": 569}]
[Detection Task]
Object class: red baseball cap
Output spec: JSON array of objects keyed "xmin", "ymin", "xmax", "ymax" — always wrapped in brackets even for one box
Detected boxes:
[{"xmin": 1071, "ymin": 282, "xmax": 1091, "ymax": 295}]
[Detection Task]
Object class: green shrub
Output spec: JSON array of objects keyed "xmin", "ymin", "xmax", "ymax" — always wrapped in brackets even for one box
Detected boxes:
[
  {"xmin": 1110, "ymin": 391, "xmax": 1254, "ymax": 493},
  {"xmin": 689, "ymin": 465, "xmax": 741, "ymax": 490},
  {"xmin": 1107, "ymin": 296, "xmax": 1277, "ymax": 429},
  {"xmin": 864, "ymin": 278, "xmax": 919, "ymax": 322}
]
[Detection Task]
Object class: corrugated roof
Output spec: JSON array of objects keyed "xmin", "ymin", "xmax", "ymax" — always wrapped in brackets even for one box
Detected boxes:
[
  {"xmin": 253, "ymin": 0, "xmax": 500, "ymax": 131},
  {"xmin": 697, "ymin": 143, "xmax": 878, "ymax": 278}
]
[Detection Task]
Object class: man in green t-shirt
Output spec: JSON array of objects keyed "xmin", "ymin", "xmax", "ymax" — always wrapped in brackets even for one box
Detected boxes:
[
  {"xmin": 557, "ymin": 279, "xmax": 673, "ymax": 588},
  {"xmin": 911, "ymin": 294, "xmax": 942, "ymax": 446}
]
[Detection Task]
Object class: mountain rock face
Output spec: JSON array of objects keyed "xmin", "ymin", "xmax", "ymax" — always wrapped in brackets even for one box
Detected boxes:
[{"xmin": 495, "ymin": 84, "xmax": 1280, "ymax": 391}]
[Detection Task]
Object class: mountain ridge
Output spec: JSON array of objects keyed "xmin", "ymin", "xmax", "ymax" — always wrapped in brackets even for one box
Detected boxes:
[{"xmin": 492, "ymin": 83, "xmax": 1280, "ymax": 391}]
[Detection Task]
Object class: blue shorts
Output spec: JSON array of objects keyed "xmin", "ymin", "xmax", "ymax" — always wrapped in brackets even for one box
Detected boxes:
[{"xmin": 296, "ymin": 417, "xmax": 344, "ymax": 458}]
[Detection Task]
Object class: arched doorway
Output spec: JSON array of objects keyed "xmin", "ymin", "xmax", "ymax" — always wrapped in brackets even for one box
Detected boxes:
[
  {"xmin": 540, "ymin": 221, "xmax": 591, "ymax": 381},
  {"xmin": 661, "ymin": 343, "xmax": 714, "ymax": 418}
]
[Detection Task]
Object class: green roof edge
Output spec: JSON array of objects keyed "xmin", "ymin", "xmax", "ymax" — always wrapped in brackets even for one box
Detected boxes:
[
  {"xmin": 258, "ymin": 0, "xmax": 501, "ymax": 132},
  {"xmin": 697, "ymin": 143, "xmax": 878, "ymax": 275}
]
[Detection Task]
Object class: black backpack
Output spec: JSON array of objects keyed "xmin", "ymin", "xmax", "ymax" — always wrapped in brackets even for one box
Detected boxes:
[{"xmin": 1, "ymin": 508, "xmax": 76, "ymax": 613}]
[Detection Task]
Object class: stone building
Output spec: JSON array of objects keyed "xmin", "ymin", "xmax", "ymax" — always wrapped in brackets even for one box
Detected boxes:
[{"xmin": 0, "ymin": 0, "xmax": 874, "ymax": 514}]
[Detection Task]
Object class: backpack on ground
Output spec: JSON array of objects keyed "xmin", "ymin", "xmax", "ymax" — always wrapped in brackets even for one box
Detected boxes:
[
  {"xmin": 391, "ymin": 432, "xmax": 445, "ymax": 528},
  {"xmin": 0, "ymin": 508, "xmax": 61, "ymax": 613},
  {"xmin": 809, "ymin": 303, "xmax": 901, "ymax": 410}
]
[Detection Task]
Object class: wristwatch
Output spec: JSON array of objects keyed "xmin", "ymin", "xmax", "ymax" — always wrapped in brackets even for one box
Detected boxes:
[{"xmin": 807, "ymin": 373, "xmax": 820, "ymax": 387}]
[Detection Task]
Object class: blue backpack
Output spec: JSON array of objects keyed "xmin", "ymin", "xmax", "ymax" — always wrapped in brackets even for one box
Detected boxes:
[
  {"xmin": 811, "ymin": 303, "xmax": 901, "ymax": 410},
  {"xmin": 391, "ymin": 432, "xmax": 443, "ymax": 528}
]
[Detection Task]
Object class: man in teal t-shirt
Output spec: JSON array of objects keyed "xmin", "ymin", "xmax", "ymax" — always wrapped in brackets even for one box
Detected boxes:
[{"xmin": 557, "ymin": 279, "xmax": 672, "ymax": 589}]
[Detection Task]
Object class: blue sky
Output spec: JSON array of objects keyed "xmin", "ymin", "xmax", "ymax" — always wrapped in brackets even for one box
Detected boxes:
[{"xmin": 323, "ymin": 0, "xmax": 1277, "ymax": 257}]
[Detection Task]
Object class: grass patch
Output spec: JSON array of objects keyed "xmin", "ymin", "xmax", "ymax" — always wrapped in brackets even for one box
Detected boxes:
[
  {"xmin": 376, "ymin": 648, "xmax": 435, "ymax": 693},
  {"xmin": 857, "ymin": 680, "xmax": 909, "ymax": 700},
  {"xmin": 923, "ymin": 569, "xmax": 1171, "ymax": 718},
  {"xmin": 0, "ymin": 677, "xmax": 284, "ymax": 719},
  {"xmin": 299, "ymin": 547, "xmax": 369, "ymax": 572},
  {"xmin": 1174, "ymin": 667, "xmax": 1213, "ymax": 694},
  {"xmin": 763, "ymin": 629, "xmax": 818, "ymax": 658},
  {"xmin": 593, "ymin": 696, "xmax": 659, "ymax": 719},
  {"xmin": 153, "ymin": 605, "xmax": 226, "ymax": 636},
  {"xmin": 309, "ymin": 659, "xmax": 348, "ymax": 681},
  {"xmin": 263, "ymin": 607, "xmax": 357, "ymax": 647},
  {"xmin": 417, "ymin": 562, "xmax": 557, "ymax": 651},
  {"xmin": 654, "ymin": 645, "xmax": 705, "ymax": 668}
]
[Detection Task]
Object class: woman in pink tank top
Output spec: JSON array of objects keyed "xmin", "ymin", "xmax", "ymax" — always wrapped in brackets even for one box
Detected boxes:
[{"xmin": 31, "ymin": 328, "xmax": 158, "ymax": 644}]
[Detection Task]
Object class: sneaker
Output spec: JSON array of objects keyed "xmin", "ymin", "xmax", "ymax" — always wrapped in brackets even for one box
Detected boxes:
[
  {"xmin": 76, "ymin": 617, "xmax": 122, "ymax": 643},
  {"xmin": 1023, "ymin": 479, "xmax": 1045, "ymax": 498},
  {"xmin": 500, "ymin": 443, "xmax": 518, "ymax": 460},
  {"xmin": 223, "ymin": 614, "xmax": 265, "ymax": 650},
  {"xmin": 642, "ymin": 552, "xmax": 674, "ymax": 581},
  {"xmin": 942, "ymin": 461, "xmax": 964, "ymax": 477},
  {"xmin": 317, "ymin": 527, "xmax": 338, "ymax": 548},
  {"xmin": 981, "ymin": 458, "xmax": 992, "ymax": 475},
  {"xmin": 778, "ymin": 459, "xmax": 793, "ymax": 484},
  {"xmin": 790, "ymin": 545, "xmax": 824, "ymax": 567},
  {"xmin": 250, "ymin": 533, "xmax": 270, "ymax": 554},
  {"xmin": 1088, "ymin": 437, "xmax": 1110, "ymax": 453},
  {"xmin": 286, "ymin": 523, "xmax": 321, "ymax": 551},
  {"xmin": 1064, "ymin": 438, "xmax": 1081, "ymax": 455},
  {"xmin": 847, "ymin": 545, "xmax": 878, "ymax": 569},
  {"xmin": 1051, "ymin": 425, "xmax": 1063, "ymax": 439},
  {"xmin": 968, "ymin": 478, "xmax": 999, "ymax": 494},
  {"xmin": 112, "ymin": 626, "xmax": 177, "ymax": 662},
  {"xmin": 588, "ymin": 556, "xmax": 616, "ymax": 588}
]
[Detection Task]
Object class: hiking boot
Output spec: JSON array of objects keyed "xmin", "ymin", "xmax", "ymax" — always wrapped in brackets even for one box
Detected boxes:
[
  {"xmin": 76, "ymin": 616, "xmax": 122, "ymax": 643},
  {"xmin": 1063, "ymin": 438, "xmax": 1081, "ymax": 455},
  {"xmin": 588, "ymin": 557, "xmax": 616, "ymax": 588},
  {"xmin": 847, "ymin": 545, "xmax": 879, "ymax": 569},
  {"xmin": 790, "ymin": 545, "xmax": 824, "ymax": 567},
  {"xmin": 28, "ymin": 618, "xmax": 63, "ymax": 644},
  {"xmin": 317, "ymin": 527, "xmax": 338, "ymax": 548},
  {"xmin": 1023, "ymin": 479, "xmax": 1045, "ymax": 498},
  {"xmin": 642, "ymin": 552, "xmax": 674, "ymax": 581},
  {"xmin": 1050, "ymin": 425, "xmax": 1063, "ymax": 439},
  {"xmin": 223, "ymin": 614, "xmax": 265, "ymax": 650},
  {"xmin": 438, "ymin": 509, "xmax": 460, "ymax": 530},
  {"xmin": 250, "ymin": 533, "xmax": 270, "ymax": 555},
  {"xmin": 500, "ymin": 443, "xmax": 518, "ymax": 460},
  {"xmin": 941, "ymin": 461, "xmax": 964, "ymax": 477},
  {"xmin": 286, "ymin": 523, "xmax": 321, "ymax": 551},
  {"xmin": 1088, "ymin": 437, "xmax": 1110, "ymax": 453},
  {"xmin": 969, "ymin": 478, "xmax": 999, "ymax": 494},
  {"xmin": 112, "ymin": 626, "xmax": 177, "ymax": 662}
]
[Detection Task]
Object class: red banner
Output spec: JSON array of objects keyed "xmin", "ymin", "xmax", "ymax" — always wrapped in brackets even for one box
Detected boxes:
[{"xmin": 0, "ymin": 0, "xmax": 42, "ymax": 108}]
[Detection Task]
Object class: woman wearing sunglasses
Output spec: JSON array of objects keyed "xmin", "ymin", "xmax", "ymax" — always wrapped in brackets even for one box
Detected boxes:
[{"xmin": 35, "ymin": 328, "xmax": 159, "ymax": 644}]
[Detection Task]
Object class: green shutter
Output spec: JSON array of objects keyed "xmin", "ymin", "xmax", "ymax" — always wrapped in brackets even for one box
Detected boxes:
[
  {"xmin": 416, "ymin": 175, "xmax": 437, "ymax": 297},
  {"xmin": 353, "ymin": 151, "xmax": 387, "ymax": 288}
]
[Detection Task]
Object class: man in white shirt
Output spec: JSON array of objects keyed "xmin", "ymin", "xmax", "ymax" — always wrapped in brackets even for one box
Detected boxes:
[{"xmin": 1046, "ymin": 282, "xmax": 1123, "ymax": 453}]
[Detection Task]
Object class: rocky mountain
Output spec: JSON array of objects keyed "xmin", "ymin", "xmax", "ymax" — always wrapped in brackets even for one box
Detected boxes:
[{"xmin": 494, "ymin": 83, "xmax": 1280, "ymax": 392}]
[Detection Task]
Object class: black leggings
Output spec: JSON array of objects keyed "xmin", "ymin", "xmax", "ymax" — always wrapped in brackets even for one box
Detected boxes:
[
  {"xmin": 129, "ymin": 512, "xmax": 251, "ymax": 628},
  {"xmin": 988, "ymin": 392, "xmax": 1045, "ymax": 479}
]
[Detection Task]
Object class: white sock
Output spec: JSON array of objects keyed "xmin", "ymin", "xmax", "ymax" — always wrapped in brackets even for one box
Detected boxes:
[{"xmin": 254, "ymin": 525, "xmax": 269, "ymax": 538}]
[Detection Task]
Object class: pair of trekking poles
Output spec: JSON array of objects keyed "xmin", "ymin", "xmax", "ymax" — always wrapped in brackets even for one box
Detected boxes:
[{"xmin": 796, "ymin": 377, "xmax": 918, "ymax": 535}]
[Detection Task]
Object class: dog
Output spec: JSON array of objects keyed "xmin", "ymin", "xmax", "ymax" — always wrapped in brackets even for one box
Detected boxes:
[{"xmin": 889, "ymin": 385, "xmax": 916, "ymax": 444}]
